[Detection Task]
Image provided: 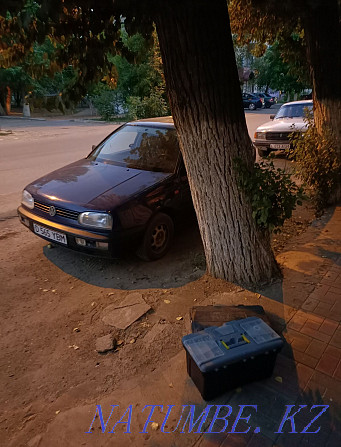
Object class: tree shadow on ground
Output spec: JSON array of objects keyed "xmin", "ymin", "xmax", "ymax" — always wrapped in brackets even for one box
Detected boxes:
[
  {"xmin": 185, "ymin": 373, "xmax": 341, "ymax": 446},
  {"xmin": 177, "ymin": 205, "xmax": 340, "ymax": 446},
  {"xmin": 43, "ymin": 215, "xmax": 206, "ymax": 290}
]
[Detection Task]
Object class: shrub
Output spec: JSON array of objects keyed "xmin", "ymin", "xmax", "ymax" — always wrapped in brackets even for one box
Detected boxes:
[
  {"xmin": 127, "ymin": 88, "xmax": 170, "ymax": 120},
  {"xmin": 290, "ymin": 111, "xmax": 341, "ymax": 214},
  {"xmin": 234, "ymin": 157, "xmax": 304, "ymax": 232},
  {"xmin": 90, "ymin": 90, "xmax": 126, "ymax": 121}
]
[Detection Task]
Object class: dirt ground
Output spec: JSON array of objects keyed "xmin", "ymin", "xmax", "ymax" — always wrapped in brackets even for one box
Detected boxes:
[{"xmin": 0, "ymin": 204, "xmax": 314, "ymax": 446}]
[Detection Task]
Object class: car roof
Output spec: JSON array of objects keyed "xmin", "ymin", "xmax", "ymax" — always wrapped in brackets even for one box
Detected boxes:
[
  {"xmin": 281, "ymin": 100, "xmax": 313, "ymax": 106},
  {"xmin": 127, "ymin": 116, "xmax": 175, "ymax": 128}
]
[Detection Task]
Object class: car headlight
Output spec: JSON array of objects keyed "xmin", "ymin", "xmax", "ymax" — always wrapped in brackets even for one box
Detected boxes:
[
  {"xmin": 254, "ymin": 131, "xmax": 266, "ymax": 139},
  {"xmin": 78, "ymin": 212, "xmax": 113, "ymax": 230},
  {"xmin": 21, "ymin": 190, "xmax": 34, "ymax": 209}
]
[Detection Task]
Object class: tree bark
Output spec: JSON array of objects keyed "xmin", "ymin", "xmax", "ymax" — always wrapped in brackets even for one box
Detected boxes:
[
  {"xmin": 303, "ymin": 0, "xmax": 341, "ymax": 200},
  {"xmin": 5, "ymin": 86, "xmax": 11, "ymax": 115},
  {"xmin": 154, "ymin": 0, "xmax": 280, "ymax": 286}
]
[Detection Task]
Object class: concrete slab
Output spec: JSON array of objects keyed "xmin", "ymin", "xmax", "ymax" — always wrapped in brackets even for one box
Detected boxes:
[{"xmin": 102, "ymin": 293, "xmax": 151, "ymax": 330}]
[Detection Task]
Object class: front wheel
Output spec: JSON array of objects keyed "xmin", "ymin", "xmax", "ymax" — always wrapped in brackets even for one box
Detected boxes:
[
  {"xmin": 137, "ymin": 212, "xmax": 174, "ymax": 261},
  {"xmin": 248, "ymin": 103, "xmax": 256, "ymax": 110}
]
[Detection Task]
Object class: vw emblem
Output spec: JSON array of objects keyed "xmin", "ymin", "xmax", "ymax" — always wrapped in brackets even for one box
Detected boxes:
[
  {"xmin": 279, "ymin": 133, "xmax": 283, "ymax": 138},
  {"xmin": 49, "ymin": 206, "xmax": 56, "ymax": 217}
]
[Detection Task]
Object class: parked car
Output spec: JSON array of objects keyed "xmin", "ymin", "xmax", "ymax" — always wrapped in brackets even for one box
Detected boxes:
[
  {"xmin": 18, "ymin": 117, "xmax": 194, "ymax": 261},
  {"xmin": 242, "ymin": 93, "xmax": 263, "ymax": 110},
  {"xmin": 253, "ymin": 100, "xmax": 313, "ymax": 157},
  {"xmin": 256, "ymin": 93, "xmax": 276, "ymax": 108}
]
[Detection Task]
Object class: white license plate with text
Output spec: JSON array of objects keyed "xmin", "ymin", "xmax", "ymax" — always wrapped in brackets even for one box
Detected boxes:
[
  {"xmin": 33, "ymin": 223, "xmax": 67, "ymax": 245},
  {"xmin": 270, "ymin": 143, "xmax": 290, "ymax": 150}
]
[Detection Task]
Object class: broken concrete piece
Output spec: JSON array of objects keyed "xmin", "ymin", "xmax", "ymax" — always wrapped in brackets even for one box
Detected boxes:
[
  {"xmin": 96, "ymin": 334, "xmax": 116, "ymax": 353},
  {"xmin": 102, "ymin": 293, "xmax": 151, "ymax": 330}
]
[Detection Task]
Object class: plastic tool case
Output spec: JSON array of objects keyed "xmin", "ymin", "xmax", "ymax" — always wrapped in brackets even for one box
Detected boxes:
[{"xmin": 182, "ymin": 317, "xmax": 283, "ymax": 400}]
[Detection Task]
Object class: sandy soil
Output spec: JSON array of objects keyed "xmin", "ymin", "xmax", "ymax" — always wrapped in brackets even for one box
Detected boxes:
[{"xmin": 0, "ymin": 204, "xmax": 314, "ymax": 445}]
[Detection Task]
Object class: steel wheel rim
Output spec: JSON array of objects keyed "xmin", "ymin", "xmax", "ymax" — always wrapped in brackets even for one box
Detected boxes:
[{"xmin": 150, "ymin": 224, "xmax": 168, "ymax": 252}]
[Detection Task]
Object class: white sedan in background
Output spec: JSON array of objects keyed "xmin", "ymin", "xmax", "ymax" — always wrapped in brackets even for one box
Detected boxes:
[{"xmin": 253, "ymin": 100, "xmax": 313, "ymax": 157}]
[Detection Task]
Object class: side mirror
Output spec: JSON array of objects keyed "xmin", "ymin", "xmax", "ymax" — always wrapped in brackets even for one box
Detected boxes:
[
  {"xmin": 270, "ymin": 114, "xmax": 275, "ymax": 120},
  {"xmin": 87, "ymin": 144, "xmax": 97, "ymax": 159}
]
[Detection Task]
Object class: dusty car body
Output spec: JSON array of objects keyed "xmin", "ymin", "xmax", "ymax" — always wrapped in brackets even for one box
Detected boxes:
[
  {"xmin": 253, "ymin": 100, "xmax": 313, "ymax": 157},
  {"xmin": 18, "ymin": 117, "xmax": 193, "ymax": 260}
]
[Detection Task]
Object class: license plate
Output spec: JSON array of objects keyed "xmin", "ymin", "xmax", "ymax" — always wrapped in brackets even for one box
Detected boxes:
[
  {"xmin": 270, "ymin": 143, "xmax": 290, "ymax": 150},
  {"xmin": 33, "ymin": 223, "xmax": 67, "ymax": 245}
]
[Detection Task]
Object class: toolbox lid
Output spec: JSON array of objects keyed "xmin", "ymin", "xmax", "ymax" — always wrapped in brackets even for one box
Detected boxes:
[{"xmin": 182, "ymin": 317, "xmax": 283, "ymax": 372}]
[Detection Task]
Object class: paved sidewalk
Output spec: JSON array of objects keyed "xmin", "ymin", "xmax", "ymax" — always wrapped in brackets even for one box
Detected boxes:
[{"xmin": 13, "ymin": 207, "xmax": 341, "ymax": 447}]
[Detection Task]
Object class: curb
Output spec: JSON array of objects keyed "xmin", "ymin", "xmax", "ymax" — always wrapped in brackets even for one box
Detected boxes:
[
  {"xmin": 0, "ymin": 116, "xmax": 46, "ymax": 121},
  {"xmin": 0, "ymin": 116, "xmax": 115, "ymax": 124}
]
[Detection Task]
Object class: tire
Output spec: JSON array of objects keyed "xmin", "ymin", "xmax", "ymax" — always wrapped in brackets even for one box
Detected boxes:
[
  {"xmin": 257, "ymin": 147, "xmax": 270, "ymax": 157},
  {"xmin": 137, "ymin": 212, "xmax": 174, "ymax": 261},
  {"xmin": 265, "ymin": 104, "xmax": 271, "ymax": 109},
  {"xmin": 248, "ymin": 103, "xmax": 256, "ymax": 110}
]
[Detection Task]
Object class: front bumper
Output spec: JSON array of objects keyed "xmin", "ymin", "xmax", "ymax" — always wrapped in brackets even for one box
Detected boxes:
[
  {"xmin": 252, "ymin": 139, "xmax": 291, "ymax": 151},
  {"xmin": 18, "ymin": 205, "xmax": 114, "ymax": 257}
]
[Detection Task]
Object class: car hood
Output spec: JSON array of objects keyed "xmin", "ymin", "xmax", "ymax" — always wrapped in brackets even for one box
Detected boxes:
[
  {"xmin": 256, "ymin": 118, "xmax": 308, "ymax": 132},
  {"xmin": 27, "ymin": 159, "xmax": 171, "ymax": 210}
]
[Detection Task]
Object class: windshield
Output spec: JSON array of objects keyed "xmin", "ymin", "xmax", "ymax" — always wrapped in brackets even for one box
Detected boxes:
[
  {"xmin": 275, "ymin": 103, "xmax": 313, "ymax": 119},
  {"xmin": 89, "ymin": 124, "xmax": 180, "ymax": 173}
]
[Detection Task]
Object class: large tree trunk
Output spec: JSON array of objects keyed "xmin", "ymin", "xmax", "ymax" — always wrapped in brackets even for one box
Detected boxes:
[
  {"xmin": 303, "ymin": 0, "xmax": 341, "ymax": 201},
  {"xmin": 303, "ymin": 1, "xmax": 341, "ymax": 143},
  {"xmin": 154, "ymin": 0, "xmax": 280, "ymax": 286},
  {"xmin": 5, "ymin": 86, "xmax": 11, "ymax": 115}
]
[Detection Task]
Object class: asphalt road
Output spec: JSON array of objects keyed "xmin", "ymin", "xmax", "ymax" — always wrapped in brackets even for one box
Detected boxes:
[
  {"xmin": 0, "ymin": 119, "xmax": 117, "ymax": 218},
  {"xmin": 0, "ymin": 106, "xmax": 281, "ymax": 219}
]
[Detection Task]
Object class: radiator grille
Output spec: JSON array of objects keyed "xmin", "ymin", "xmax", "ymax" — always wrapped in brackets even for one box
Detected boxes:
[
  {"xmin": 266, "ymin": 132, "xmax": 292, "ymax": 141},
  {"xmin": 34, "ymin": 201, "xmax": 79, "ymax": 221}
]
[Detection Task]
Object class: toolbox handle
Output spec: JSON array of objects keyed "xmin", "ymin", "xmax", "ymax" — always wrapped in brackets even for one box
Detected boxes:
[{"xmin": 220, "ymin": 333, "xmax": 250, "ymax": 350}]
